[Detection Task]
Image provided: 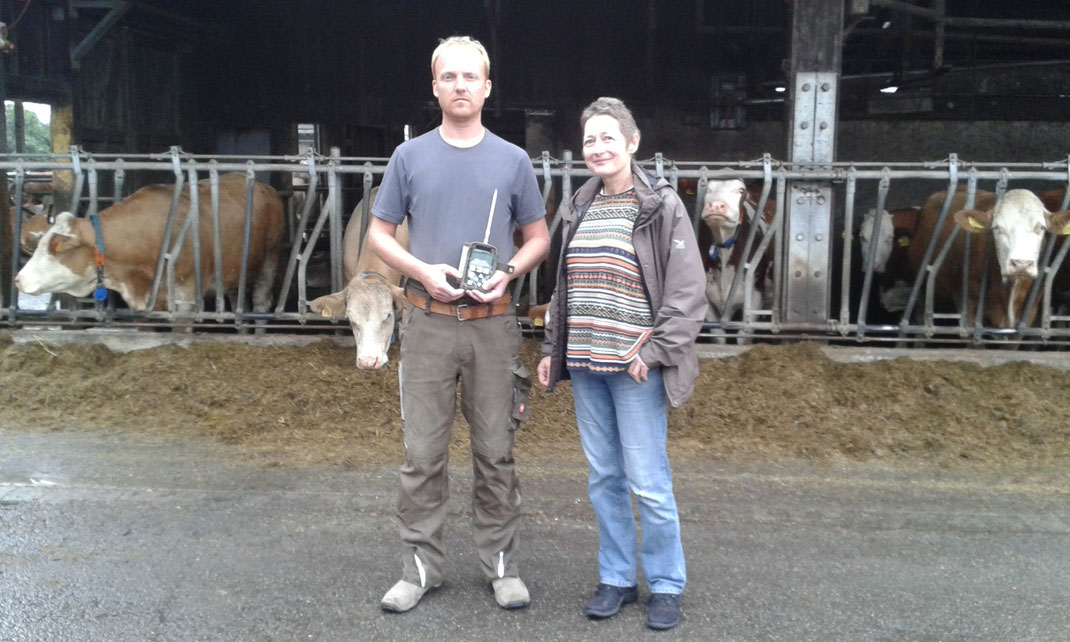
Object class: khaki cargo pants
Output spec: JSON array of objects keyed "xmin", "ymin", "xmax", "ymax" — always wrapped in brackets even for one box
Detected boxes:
[{"xmin": 394, "ymin": 303, "xmax": 532, "ymax": 588}]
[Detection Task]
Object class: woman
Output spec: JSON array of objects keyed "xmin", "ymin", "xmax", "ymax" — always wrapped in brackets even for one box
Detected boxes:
[{"xmin": 537, "ymin": 97, "xmax": 707, "ymax": 631}]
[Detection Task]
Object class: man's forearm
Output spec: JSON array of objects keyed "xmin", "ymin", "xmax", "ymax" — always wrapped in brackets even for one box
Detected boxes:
[{"xmin": 507, "ymin": 236, "xmax": 550, "ymax": 279}]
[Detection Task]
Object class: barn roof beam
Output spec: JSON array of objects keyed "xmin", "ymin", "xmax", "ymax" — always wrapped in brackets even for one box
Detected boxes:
[
  {"xmin": 868, "ymin": 0, "xmax": 1070, "ymax": 31},
  {"xmin": 70, "ymin": 0, "xmax": 216, "ymax": 70},
  {"xmin": 70, "ymin": 0, "xmax": 131, "ymax": 71}
]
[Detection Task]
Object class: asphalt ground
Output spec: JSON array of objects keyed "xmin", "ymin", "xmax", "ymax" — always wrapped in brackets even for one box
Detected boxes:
[{"xmin": 2, "ymin": 428, "xmax": 1069, "ymax": 642}]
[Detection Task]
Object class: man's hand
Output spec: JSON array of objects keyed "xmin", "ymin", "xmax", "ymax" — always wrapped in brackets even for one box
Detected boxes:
[
  {"xmin": 421, "ymin": 264, "xmax": 466, "ymax": 302},
  {"xmin": 467, "ymin": 269, "xmax": 510, "ymax": 303},
  {"xmin": 627, "ymin": 355, "xmax": 649, "ymax": 384}
]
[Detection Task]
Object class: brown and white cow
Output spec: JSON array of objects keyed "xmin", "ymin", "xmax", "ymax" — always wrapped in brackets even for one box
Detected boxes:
[
  {"xmin": 308, "ymin": 186, "xmax": 410, "ymax": 370},
  {"xmin": 17, "ymin": 209, "xmax": 54, "ymax": 255},
  {"xmin": 907, "ymin": 187, "xmax": 1070, "ymax": 329},
  {"xmin": 858, "ymin": 205, "xmax": 922, "ymax": 313},
  {"xmin": 699, "ymin": 178, "xmax": 777, "ymax": 322},
  {"xmin": 15, "ymin": 173, "xmax": 284, "ymax": 313}
]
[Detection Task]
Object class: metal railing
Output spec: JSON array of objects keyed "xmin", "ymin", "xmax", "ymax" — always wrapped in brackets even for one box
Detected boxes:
[{"xmin": 5, "ymin": 146, "xmax": 1070, "ymax": 348}]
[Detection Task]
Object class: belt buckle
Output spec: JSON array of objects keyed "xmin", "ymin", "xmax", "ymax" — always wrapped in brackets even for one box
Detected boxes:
[{"xmin": 454, "ymin": 302, "xmax": 471, "ymax": 321}]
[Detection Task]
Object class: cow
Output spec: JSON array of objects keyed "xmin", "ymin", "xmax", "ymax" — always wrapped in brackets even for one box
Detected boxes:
[
  {"xmin": 15, "ymin": 173, "xmax": 284, "ymax": 314},
  {"xmin": 17, "ymin": 208, "xmax": 53, "ymax": 255},
  {"xmin": 858, "ymin": 205, "xmax": 922, "ymax": 314},
  {"xmin": 308, "ymin": 186, "xmax": 410, "ymax": 370},
  {"xmin": 699, "ymin": 178, "xmax": 777, "ymax": 323},
  {"xmin": 1037, "ymin": 187, "xmax": 1070, "ymax": 316},
  {"xmin": 907, "ymin": 187, "xmax": 1070, "ymax": 329}
]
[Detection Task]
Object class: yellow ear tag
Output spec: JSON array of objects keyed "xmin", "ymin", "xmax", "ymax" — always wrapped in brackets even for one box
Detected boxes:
[
  {"xmin": 897, "ymin": 237, "xmax": 910, "ymax": 247},
  {"xmin": 533, "ymin": 317, "xmax": 544, "ymax": 327},
  {"xmin": 968, "ymin": 217, "xmax": 985, "ymax": 230},
  {"xmin": 1062, "ymin": 221, "xmax": 1070, "ymax": 235},
  {"xmin": 55, "ymin": 242, "xmax": 62, "ymax": 252},
  {"xmin": 320, "ymin": 308, "xmax": 332, "ymax": 318}
]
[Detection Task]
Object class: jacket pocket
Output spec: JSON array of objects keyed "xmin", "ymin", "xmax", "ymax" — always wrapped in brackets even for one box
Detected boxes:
[{"xmin": 510, "ymin": 360, "xmax": 533, "ymax": 429}]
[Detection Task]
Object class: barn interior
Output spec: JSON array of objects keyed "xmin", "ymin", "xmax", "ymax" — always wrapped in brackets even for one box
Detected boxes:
[
  {"xmin": 4, "ymin": 0, "xmax": 1070, "ymax": 342},
  {"xmin": 6, "ymin": 0, "xmax": 1070, "ymax": 161}
]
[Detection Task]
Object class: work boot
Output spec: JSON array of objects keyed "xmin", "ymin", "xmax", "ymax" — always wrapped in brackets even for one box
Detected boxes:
[
  {"xmin": 380, "ymin": 579, "xmax": 439, "ymax": 613},
  {"xmin": 584, "ymin": 583, "xmax": 638, "ymax": 619},
  {"xmin": 491, "ymin": 576, "xmax": 530, "ymax": 609},
  {"xmin": 646, "ymin": 592, "xmax": 681, "ymax": 630}
]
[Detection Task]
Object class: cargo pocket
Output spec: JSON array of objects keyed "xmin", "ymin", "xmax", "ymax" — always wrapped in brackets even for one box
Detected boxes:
[{"xmin": 510, "ymin": 360, "xmax": 532, "ymax": 430}]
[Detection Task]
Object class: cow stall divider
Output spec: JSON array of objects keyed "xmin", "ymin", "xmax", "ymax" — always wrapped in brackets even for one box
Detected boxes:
[{"xmin": 5, "ymin": 147, "xmax": 1070, "ymax": 349}]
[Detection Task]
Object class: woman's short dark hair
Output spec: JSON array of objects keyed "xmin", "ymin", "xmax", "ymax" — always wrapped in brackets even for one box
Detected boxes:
[{"xmin": 580, "ymin": 97, "xmax": 640, "ymax": 141}]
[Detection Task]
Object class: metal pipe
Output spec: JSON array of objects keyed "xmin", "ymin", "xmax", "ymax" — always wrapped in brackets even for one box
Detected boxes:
[
  {"xmin": 328, "ymin": 147, "xmax": 343, "ymax": 292},
  {"xmin": 275, "ymin": 156, "xmax": 319, "ymax": 314},
  {"xmin": 144, "ymin": 148, "xmax": 185, "ymax": 312},
  {"xmin": 234, "ymin": 166, "xmax": 257, "ymax": 327},
  {"xmin": 898, "ymin": 157, "xmax": 960, "ymax": 333},
  {"xmin": 854, "ymin": 168, "xmax": 884, "ymax": 336},
  {"xmin": 719, "ymin": 159, "xmax": 774, "ymax": 325},
  {"xmin": 8, "ymin": 162, "xmax": 24, "ymax": 319},
  {"xmin": 209, "ymin": 165, "xmax": 225, "ymax": 313},
  {"xmin": 297, "ymin": 190, "xmax": 336, "ymax": 319}
]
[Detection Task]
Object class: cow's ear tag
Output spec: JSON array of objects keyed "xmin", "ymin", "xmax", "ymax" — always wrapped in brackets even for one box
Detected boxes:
[
  {"xmin": 320, "ymin": 308, "xmax": 332, "ymax": 318},
  {"xmin": 897, "ymin": 237, "xmax": 910, "ymax": 247},
  {"xmin": 1062, "ymin": 221, "xmax": 1070, "ymax": 235},
  {"xmin": 968, "ymin": 217, "xmax": 985, "ymax": 230},
  {"xmin": 93, "ymin": 286, "xmax": 108, "ymax": 302}
]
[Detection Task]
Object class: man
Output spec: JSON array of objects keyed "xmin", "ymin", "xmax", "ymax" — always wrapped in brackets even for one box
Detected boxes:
[{"xmin": 367, "ymin": 35, "xmax": 550, "ymax": 613}]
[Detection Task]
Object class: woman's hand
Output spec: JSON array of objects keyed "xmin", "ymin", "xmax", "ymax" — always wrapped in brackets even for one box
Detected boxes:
[
  {"xmin": 627, "ymin": 355, "xmax": 649, "ymax": 384},
  {"xmin": 537, "ymin": 356, "xmax": 551, "ymax": 389}
]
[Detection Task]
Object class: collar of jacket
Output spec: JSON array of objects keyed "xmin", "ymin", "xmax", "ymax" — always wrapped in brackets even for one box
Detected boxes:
[{"xmin": 565, "ymin": 162, "xmax": 666, "ymax": 229}]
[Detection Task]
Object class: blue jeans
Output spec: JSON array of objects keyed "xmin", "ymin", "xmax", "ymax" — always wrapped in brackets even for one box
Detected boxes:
[{"xmin": 569, "ymin": 367, "xmax": 686, "ymax": 595}]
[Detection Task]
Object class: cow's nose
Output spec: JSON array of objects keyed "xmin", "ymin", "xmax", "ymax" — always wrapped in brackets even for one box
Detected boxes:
[
  {"xmin": 1007, "ymin": 258, "xmax": 1035, "ymax": 276},
  {"xmin": 704, "ymin": 201, "xmax": 728, "ymax": 217},
  {"xmin": 356, "ymin": 355, "xmax": 383, "ymax": 370}
]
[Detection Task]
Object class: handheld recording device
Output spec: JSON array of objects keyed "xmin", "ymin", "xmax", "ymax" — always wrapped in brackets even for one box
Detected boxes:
[{"xmin": 456, "ymin": 189, "xmax": 514, "ymax": 291}]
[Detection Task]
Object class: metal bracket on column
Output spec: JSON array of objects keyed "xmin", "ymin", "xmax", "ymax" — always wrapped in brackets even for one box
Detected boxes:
[
  {"xmin": 791, "ymin": 72, "xmax": 838, "ymax": 166},
  {"xmin": 784, "ymin": 72, "xmax": 838, "ymax": 326}
]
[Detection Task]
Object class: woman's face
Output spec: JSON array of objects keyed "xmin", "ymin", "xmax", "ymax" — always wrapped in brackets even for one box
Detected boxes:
[{"xmin": 583, "ymin": 114, "xmax": 638, "ymax": 184}]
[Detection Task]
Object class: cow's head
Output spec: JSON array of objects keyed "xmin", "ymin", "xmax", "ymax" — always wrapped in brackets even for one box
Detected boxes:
[
  {"xmin": 859, "ymin": 209, "xmax": 894, "ymax": 274},
  {"xmin": 954, "ymin": 189, "xmax": 1070, "ymax": 282},
  {"xmin": 701, "ymin": 178, "xmax": 747, "ymax": 245},
  {"xmin": 310, "ymin": 275, "xmax": 405, "ymax": 370},
  {"xmin": 14, "ymin": 212, "xmax": 96, "ymax": 297}
]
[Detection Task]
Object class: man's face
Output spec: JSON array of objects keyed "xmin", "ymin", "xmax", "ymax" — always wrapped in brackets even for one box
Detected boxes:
[{"xmin": 432, "ymin": 46, "xmax": 491, "ymax": 122}]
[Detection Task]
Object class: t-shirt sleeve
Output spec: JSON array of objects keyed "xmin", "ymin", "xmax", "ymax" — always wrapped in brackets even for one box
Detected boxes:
[
  {"xmin": 511, "ymin": 152, "xmax": 546, "ymax": 226},
  {"xmin": 371, "ymin": 147, "xmax": 408, "ymax": 225}
]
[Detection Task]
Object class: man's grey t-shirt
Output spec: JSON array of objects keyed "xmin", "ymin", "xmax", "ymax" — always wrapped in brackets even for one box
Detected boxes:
[{"xmin": 372, "ymin": 129, "xmax": 545, "ymax": 268}]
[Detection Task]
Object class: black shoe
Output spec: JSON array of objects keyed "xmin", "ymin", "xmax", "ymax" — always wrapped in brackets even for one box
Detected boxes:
[
  {"xmin": 583, "ymin": 583, "xmax": 638, "ymax": 619},
  {"xmin": 646, "ymin": 593, "xmax": 681, "ymax": 630}
]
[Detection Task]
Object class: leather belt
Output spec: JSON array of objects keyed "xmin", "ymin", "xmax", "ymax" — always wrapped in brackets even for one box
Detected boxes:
[{"xmin": 405, "ymin": 288, "xmax": 512, "ymax": 321}]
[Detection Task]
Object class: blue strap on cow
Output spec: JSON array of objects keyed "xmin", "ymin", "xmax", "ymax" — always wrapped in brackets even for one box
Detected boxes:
[
  {"xmin": 89, "ymin": 214, "xmax": 108, "ymax": 302},
  {"xmin": 708, "ymin": 234, "xmax": 737, "ymax": 262}
]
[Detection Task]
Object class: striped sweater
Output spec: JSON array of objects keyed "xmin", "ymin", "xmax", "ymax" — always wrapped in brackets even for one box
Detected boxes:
[{"xmin": 564, "ymin": 189, "xmax": 654, "ymax": 373}]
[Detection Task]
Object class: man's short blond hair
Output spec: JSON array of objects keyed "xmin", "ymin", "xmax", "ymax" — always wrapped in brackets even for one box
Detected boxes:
[{"xmin": 431, "ymin": 35, "xmax": 491, "ymax": 79}]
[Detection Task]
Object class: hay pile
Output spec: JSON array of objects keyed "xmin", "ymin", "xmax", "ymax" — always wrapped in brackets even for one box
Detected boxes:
[{"xmin": 2, "ymin": 332, "xmax": 1069, "ymax": 475}]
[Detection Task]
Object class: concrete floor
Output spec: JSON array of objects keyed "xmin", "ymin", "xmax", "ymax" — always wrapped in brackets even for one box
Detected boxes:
[{"xmin": 2, "ymin": 428, "xmax": 1069, "ymax": 642}]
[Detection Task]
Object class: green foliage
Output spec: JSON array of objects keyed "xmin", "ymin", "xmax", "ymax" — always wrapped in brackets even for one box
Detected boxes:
[{"xmin": 5, "ymin": 104, "xmax": 51, "ymax": 154}]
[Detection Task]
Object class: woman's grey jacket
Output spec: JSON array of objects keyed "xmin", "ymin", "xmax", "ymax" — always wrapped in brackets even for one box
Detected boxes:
[{"xmin": 539, "ymin": 162, "xmax": 708, "ymax": 408}]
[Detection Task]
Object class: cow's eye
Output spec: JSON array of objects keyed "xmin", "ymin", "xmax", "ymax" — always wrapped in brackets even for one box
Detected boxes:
[{"xmin": 1035, "ymin": 223, "xmax": 1046, "ymax": 235}]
